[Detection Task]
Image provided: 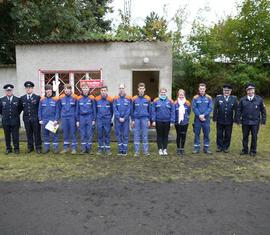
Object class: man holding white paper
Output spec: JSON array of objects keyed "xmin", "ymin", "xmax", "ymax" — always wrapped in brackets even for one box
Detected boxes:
[{"xmin": 38, "ymin": 84, "xmax": 60, "ymax": 154}]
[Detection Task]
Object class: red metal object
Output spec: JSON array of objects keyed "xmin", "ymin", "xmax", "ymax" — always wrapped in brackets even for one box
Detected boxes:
[{"xmin": 80, "ymin": 79, "xmax": 103, "ymax": 88}]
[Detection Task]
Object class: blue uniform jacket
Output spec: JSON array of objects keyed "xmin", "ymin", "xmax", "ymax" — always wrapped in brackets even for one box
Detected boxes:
[
  {"xmin": 174, "ymin": 100, "xmax": 191, "ymax": 125},
  {"xmin": 113, "ymin": 95, "xmax": 132, "ymax": 121},
  {"xmin": 76, "ymin": 95, "xmax": 96, "ymax": 121},
  {"xmin": 95, "ymin": 95, "xmax": 113, "ymax": 120},
  {"xmin": 58, "ymin": 94, "xmax": 77, "ymax": 119},
  {"xmin": 236, "ymin": 95, "xmax": 266, "ymax": 125},
  {"xmin": 131, "ymin": 95, "xmax": 151, "ymax": 120},
  {"xmin": 152, "ymin": 97, "xmax": 175, "ymax": 123},
  {"xmin": 38, "ymin": 96, "xmax": 59, "ymax": 121},
  {"xmin": 192, "ymin": 94, "xmax": 213, "ymax": 120}
]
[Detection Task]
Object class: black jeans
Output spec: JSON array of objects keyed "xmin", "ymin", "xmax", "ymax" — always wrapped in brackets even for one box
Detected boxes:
[
  {"xmin": 156, "ymin": 122, "xmax": 171, "ymax": 150},
  {"xmin": 3, "ymin": 124, "xmax": 20, "ymax": 151},
  {"xmin": 216, "ymin": 123, "xmax": 233, "ymax": 150},
  {"xmin": 175, "ymin": 124, "xmax": 189, "ymax": 149},
  {"xmin": 242, "ymin": 124, "xmax": 259, "ymax": 153}
]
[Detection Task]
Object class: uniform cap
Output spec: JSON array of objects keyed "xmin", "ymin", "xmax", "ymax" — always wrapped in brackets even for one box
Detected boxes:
[
  {"xmin": 223, "ymin": 84, "xmax": 232, "ymax": 90},
  {"xmin": 246, "ymin": 83, "xmax": 255, "ymax": 90},
  {"xmin": 3, "ymin": 84, "xmax": 14, "ymax": 90},
  {"xmin": 24, "ymin": 81, "xmax": 35, "ymax": 88}
]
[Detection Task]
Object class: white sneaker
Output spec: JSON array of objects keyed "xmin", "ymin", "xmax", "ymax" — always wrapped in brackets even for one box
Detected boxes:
[
  {"xmin": 163, "ymin": 149, "xmax": 168, "ymax": 156},
  {"xmin": 159, "ymin": 149, "xmax": 163, "ymax": 156}
]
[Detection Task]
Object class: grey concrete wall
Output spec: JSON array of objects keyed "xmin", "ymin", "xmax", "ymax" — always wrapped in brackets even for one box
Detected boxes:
[
  {"xmin": 0, "ymin": 67, "xmax": 17, "ymax": 97},
  {"xmin": 16, "ymin": 42, "xmax": 172, "ymax": 98}
]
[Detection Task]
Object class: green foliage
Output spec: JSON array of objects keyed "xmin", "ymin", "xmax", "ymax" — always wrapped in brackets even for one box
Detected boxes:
[
  {"xmin": 141, "ymin": 12, "xmax": 171, "ymax": 41},
  {"xmin": 0, "ymin": 0, "xmax": 113, "ymax": 64},
  {"xmin": 173, "ymin": 0, "xmax": 270, "ymax": 97}
]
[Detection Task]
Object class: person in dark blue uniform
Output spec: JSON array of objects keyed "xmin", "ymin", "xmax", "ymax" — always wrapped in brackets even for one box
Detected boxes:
[
  {"xmin": 0, "ymin": 84, "xmax": 22, "ymax": 154},
  {"xmin": 236, "ymin": 83, "xmax": 266, "ymax": 157},
  {"xmin": 213, "ymin": 84, "xmax": 238, "ymax": 153},
  {"xmin": 192, "ymin": 83, "xmax": 213, "ymax": 154},
  {"xmin": 20, "ymin": 81, "xmax": 42, "ymax": 154}
]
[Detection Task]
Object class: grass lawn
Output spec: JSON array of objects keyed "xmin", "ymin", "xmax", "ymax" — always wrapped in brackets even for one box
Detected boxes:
[{"xmin": 0, "ymin": 100, "xmax": 269, "ymax": 182}]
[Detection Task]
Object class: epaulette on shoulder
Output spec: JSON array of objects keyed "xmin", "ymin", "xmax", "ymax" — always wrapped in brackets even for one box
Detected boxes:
[
  {"xmin": 153, "ymin": 97, "xmax": 159, "ymax": 102},
  {"xmin": 144, "ymin": 95, "xmax": 151, "ymax": 101},
  {"xmin": 77, "ymin": 95, "xmax": 83, "ymax": 100},
  {"xmin": 88, "ymin": 95, "xmax": 95, "ymax": 99},
  {"xmin": 193, "ymin": 94, "xmax": 199, "ymax": 99},
  {"xmin": 72, "ymin": 94, "xmax": 78, "ymax": 99},
  {"xmin": 40, "ymin": 96, "xmax": 46, "ymax": 101},
  {"xmin": 95, "ymin": 95, "xmax": 101, "ymax": 101},
  {"xmin": 59, "ymin": 94, "xmax": 65, "ymax": 99},
  {"xmin": 206, "ymin": 94, "xmax": 212, "ymax": 99},
  {"xmin": 126, "ymin": 95, "xmax": 132, "ymax": 100},
  {"xmin": 185, "ymin": 100, "xmax": 191, "ymax": 106},
  {"xmin": 114, "ymin": 95, "xmax": 120, "ymax": 100},
  {"xmin": 107, "ymin": 96, "xmax": 113, "ymax": 103},
  {"xmin": 52, "ymin": 96, "xmax": 59, "ymax": 101},
  {"xmin": 132, "ymin": 95, "xmax": 138, "ymax": 101}
]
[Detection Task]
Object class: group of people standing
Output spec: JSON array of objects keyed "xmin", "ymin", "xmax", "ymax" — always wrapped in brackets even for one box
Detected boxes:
[{"xmin": 0, "ymin": 81, "xmax": 266, "ymax": 157}]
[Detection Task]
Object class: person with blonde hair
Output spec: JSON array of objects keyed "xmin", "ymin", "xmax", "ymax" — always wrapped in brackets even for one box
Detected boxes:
[{"xmin": 174, "ymin": 89, "xmax": 191, "ymax": 155}]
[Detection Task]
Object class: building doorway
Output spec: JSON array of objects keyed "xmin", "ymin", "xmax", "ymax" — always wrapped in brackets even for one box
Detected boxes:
[{"xmin": 132, "ymin": 71, "xmax": 159, "ymax": 100}]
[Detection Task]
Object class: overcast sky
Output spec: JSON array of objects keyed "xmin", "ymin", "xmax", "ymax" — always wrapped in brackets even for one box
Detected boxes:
[{"xmin": 108, "ymin": 0, "xmax": 241, "ymax": 35}]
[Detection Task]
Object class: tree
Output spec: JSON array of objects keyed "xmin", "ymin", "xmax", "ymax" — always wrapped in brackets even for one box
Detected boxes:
[
  {"xmin": 142, "ymin": 12, "xmax": 171, "ymax": 41},
  {"xmin": 0, "ymin": 0, "xmax": 113, "ymax": 64}
]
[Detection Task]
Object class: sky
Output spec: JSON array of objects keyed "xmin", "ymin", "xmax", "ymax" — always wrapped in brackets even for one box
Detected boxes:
[{"xmin": 108, "ymin": 0, "xmax": 241, "ymax": 35}]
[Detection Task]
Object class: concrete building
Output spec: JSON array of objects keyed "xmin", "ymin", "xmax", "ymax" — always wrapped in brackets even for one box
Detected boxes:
[{"xmin": 0, "ymin": 39, "xmax": 172, "ymax": 99}]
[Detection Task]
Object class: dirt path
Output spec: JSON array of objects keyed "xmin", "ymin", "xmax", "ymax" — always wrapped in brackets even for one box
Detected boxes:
[{"xmin": 0, "ymin": 179, "xmax": 270, "ymax": 235}]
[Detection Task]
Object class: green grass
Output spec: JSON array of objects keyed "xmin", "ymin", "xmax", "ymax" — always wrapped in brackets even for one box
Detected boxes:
[{"xmin": 0, "ymin": 100, "xmax": 269, "ymax": 182}]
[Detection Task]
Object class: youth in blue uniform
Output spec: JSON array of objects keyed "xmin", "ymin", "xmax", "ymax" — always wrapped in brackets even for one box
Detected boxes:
[
  {"xmin": 113, "ymin": 84, "xmax": 132, "ymax": 156},
  {"xmin": 38, "ymin": 84, "xmax": 59, "ymax": 153},
  {"xmin": 174, "ymin": 89, "xmax": 191, "ymax": 156},
  {"xmin": 192, "ymin": 83, "xmax": 213, "ymax": 154},
  {"xmin": 213, "ymin": 84, "xmax": 238, "ymax": 153},
  {"xmin": 236, "ymin": 83, "xmax": 266, "ymax": 157},
  {"xmin": 58, "ymin": 84, "xmax": 78, "ymax": 154},
  {"xmin": 152, "ymin": 88, "xmax": 175, "ymax": 156},
  {"xmin": 76, "ymin": 82, "xmax": 96, "ymax": 154},
  {"xmin": 131, "ymin": 83, "xmax": 151, "ymax": 157},
  {"xmin": 95, "ymin": 86, "xmax": 113, "ymax": 155}
]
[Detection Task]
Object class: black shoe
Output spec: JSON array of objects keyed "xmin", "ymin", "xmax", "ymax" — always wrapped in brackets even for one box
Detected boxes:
[
  {"xmin": 240, "ymin": 150, "xmax": 248, "ymax": 155},
  {"xmin": 223, "ymin": 149, "xmax": 229, "ymax": 153},
  {"xmin": 5, "ymin": 149, "xmax": 12, "ymax": 155},
  {"xmin": 176, "ymin": 148, "xmax": 181, "ymax": 156},
  {"xmin": 180, "ymin": 149, "xmax": 185, "ymax": 155},
  {"xmin": 216, "ymin": 148, "xmax": 222, "ymax": 152},
  {"xmin": 36, "ymin": 149, "xmax": 42, "ymax": 154},
  {"xmin": 250, "ymin": 152, "xmax": 256, "ymax": 157},
  {"xmin": 14, "ymin": 149, "xmax": 20, "ymax": 154}
]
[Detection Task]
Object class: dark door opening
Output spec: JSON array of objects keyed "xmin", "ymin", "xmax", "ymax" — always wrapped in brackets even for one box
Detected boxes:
[{"xmin": 132, "ymin": 71, "xmax": 159, "ymax": 100}]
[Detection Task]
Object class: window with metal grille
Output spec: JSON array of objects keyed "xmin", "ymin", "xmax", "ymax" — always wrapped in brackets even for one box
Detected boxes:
[{"xmin": 39, "ymin": 69, "xmax": 103, "ymax": 96}]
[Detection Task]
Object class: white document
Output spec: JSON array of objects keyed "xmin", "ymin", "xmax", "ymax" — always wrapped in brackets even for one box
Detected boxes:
[{"xmin": 45, "ymin": 121, "xmax": 59, "ymax": 133}]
